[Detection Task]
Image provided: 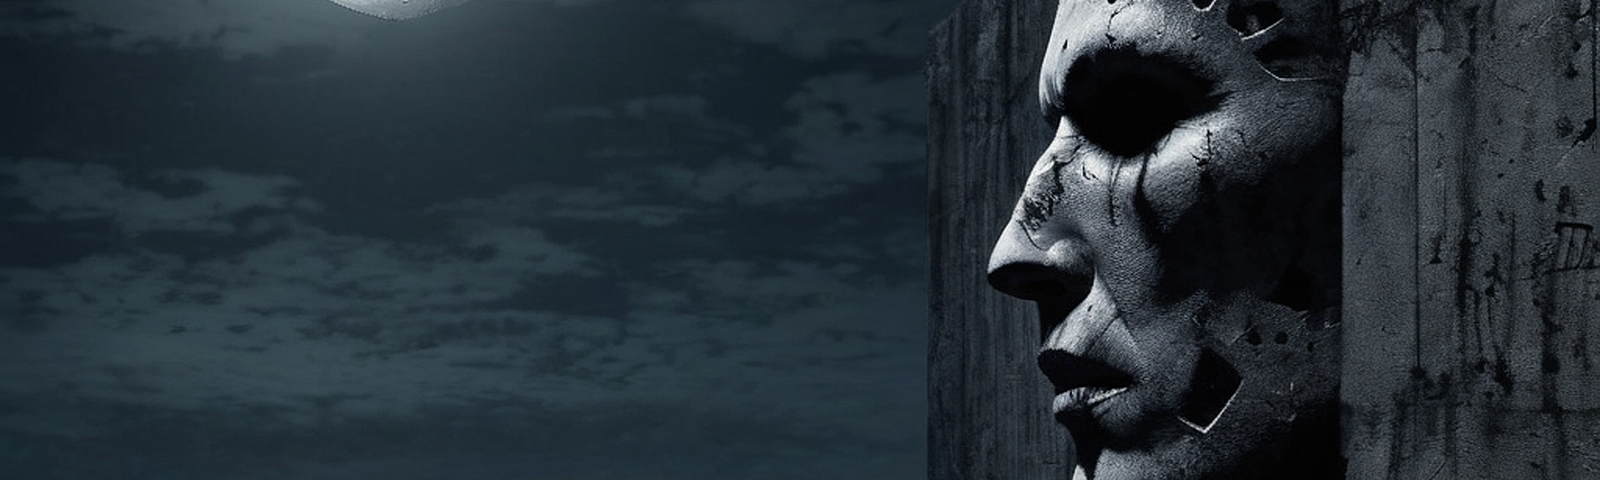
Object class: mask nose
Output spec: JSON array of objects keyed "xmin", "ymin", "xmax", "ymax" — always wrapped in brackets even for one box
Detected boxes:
[{"xmin": 986, "ymin": 217, "xmax": 1093, "ymax": 308}]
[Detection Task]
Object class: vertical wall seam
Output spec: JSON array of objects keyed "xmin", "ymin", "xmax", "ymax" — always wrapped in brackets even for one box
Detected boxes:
[{"xmin": 1413, "ymin": 1, "xmax": 1425, "ymax": 391}]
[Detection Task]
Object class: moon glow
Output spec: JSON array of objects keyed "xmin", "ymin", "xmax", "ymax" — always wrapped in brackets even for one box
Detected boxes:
[{"xmin": 327, "ymin": 0, "xmax": 475, "ymax": 21}]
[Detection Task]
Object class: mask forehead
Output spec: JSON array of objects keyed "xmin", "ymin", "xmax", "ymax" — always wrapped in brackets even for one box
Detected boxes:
[{"xmin": 1041, "ymin": 0, "xmax": 1342, "ymax": 110}]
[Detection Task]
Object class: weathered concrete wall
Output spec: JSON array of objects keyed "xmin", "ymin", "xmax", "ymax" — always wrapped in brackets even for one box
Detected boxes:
[
  {"xmin": 932, "ymin": 0, "xmax": 1600, "ymax": 478},
  {"xmin": 1341, "ymin": 0, "xmax": 1600, "ymax": 478},
  {"xmin": 927, "ymin": 0, "xmax": 1064, "ymax": 479}
]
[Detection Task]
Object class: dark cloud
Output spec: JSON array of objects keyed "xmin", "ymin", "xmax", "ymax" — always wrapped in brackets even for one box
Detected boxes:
[
  {"xmin": 0, "ymin": 0, "xmax": 952, "ymax": 477},
  {"xmin": 0, "ymin": 0, "xmax": 604, "ymax": 59},
  {"xmin": 0, "ymin": 395, "xmax": 920, "ymax": 480},
  {"xmin": 426, "ymin": 182, "xmax": 697, "ymax": 227},
  {"xmin": 644, "ymin": 72, "xmax": 925, "ymax": 204},
  {"xmin": 683, "ymin": 0, "xmax": 949, "ymax": 59},
  {"xmin": 3, "ymin": 159, "xmax": 320, "ymax": 236},
  {"xmin": 0, "ymin": 157, "xmax": 924, "ymax": 477}
]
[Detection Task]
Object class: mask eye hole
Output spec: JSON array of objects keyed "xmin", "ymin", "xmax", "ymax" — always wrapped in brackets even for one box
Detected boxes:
[{"xmin": 1058, "ymin": 48, "xmax": 1224, "ymax": 158}]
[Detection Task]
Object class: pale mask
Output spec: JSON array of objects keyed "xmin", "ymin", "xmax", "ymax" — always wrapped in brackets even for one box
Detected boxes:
[{"xmin": 986, "ymin": 1, "xmax": 1344, "ymax": 478}]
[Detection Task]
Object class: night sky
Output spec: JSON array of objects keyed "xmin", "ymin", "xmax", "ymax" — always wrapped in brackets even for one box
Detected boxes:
[{"xmin": 0, "ymin": 0, "xmax": 957, "ymax": 478}]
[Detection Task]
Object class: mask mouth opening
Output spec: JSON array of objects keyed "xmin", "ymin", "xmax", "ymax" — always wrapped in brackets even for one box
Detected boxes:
[
  {"xmin": 1038, "ymin": 350, "xmax": 1137, "ymax": 395},
  {"xmin": 1177, "ymin": 347, "xmax": 1241, "ymax": 433}
]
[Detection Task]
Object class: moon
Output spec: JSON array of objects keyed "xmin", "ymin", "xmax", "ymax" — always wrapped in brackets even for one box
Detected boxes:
[{"xmin": 326, "ymin": 0, "xmax": 475, "ymax": 21}]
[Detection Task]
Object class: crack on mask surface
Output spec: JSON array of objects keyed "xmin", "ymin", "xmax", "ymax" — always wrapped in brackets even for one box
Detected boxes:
[
  {"xmin": 1019, "ymin": 158, "xmax": 1074, "ymax": 249},
  {"xmin": 1133, "ymin": 150, "xmax": 1162, "ymax": 240},
  {"xmin": 1227, "ymin": 1, "xmax": 1284, "ymax": 37},
  {"xmin": 1107, "ymin": 155, "xmax": 1127, "ymax": 227},
  {"xmin": 1177, "ymin": 347, "xmax": 1242, "ymax": 433}
]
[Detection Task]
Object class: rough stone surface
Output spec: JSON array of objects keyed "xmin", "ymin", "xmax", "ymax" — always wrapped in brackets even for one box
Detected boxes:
[
  {"xmin": 928, "ymin": 1, "xmax": 1068, "ymax": 479},
  {"xmin": 932, "ymin": 0, "xmax": 1600, "ymax": 478},
  {"xmin": 1342, "ymin": 0, "xmax": 1600, "ymax": 478}
]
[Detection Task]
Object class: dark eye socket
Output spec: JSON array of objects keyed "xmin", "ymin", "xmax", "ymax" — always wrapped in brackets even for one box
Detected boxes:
[{"xmin": 1051, "ymin": 48, "xmax": 1225, "ymax": 157}]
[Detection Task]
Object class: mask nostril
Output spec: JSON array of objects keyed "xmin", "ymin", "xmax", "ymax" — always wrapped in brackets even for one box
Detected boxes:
[
  {"xmin": 987, "ymin": 263, "xmax": 1066, "ymax": 301},
  {"xmin": 987, "ymin": 262, "xmax": 1092, "ymax": 308},
  {"xmin": 1058, "ymin": 48, "xmax": 1224, "ymax": 158}
]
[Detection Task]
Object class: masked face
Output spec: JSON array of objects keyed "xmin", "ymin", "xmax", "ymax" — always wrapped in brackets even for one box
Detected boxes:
[{"xmin": 985, "ymin": 1, "xmax": 1343, "ymax": 478}]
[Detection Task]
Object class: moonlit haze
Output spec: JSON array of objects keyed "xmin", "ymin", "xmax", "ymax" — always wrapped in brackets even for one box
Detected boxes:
[{"xmin": 0, "ymin": 1, "xmax": 956, "ymax": 478}]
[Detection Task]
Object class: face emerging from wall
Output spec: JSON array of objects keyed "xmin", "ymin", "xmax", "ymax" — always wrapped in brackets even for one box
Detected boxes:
[{"xmin": 985, "ymin": 1, "xmax": 1344, "ymax": 478}]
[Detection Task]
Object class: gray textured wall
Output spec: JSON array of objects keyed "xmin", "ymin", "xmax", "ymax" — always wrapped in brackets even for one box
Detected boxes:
[
  {"xmin": 931, "ymin": 0, "xmax": 1600, "ymax": 478},
  {"xmin": 1342, "ymin": 0, "xmax": 1600, "ymax": 478},
  {"xmin": 927, "ymin": 0, "xmax": 1065, "ymax": 479}
]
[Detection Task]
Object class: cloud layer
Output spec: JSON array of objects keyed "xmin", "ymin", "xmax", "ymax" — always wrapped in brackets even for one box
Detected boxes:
[
  {"xmin": 0, "ymin": 157, "xmax": 925, "ymax": 478},
  {"xmin": 685, "ymin": 0, "xmax": 947, "ymax": 59},
  {"xmin": 0, "ymin": 0, "xmax": 951, "ymax": 477},
  {"xmin": 0, "ymin": 0, "xmax": 603, "ymax": 59}
]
